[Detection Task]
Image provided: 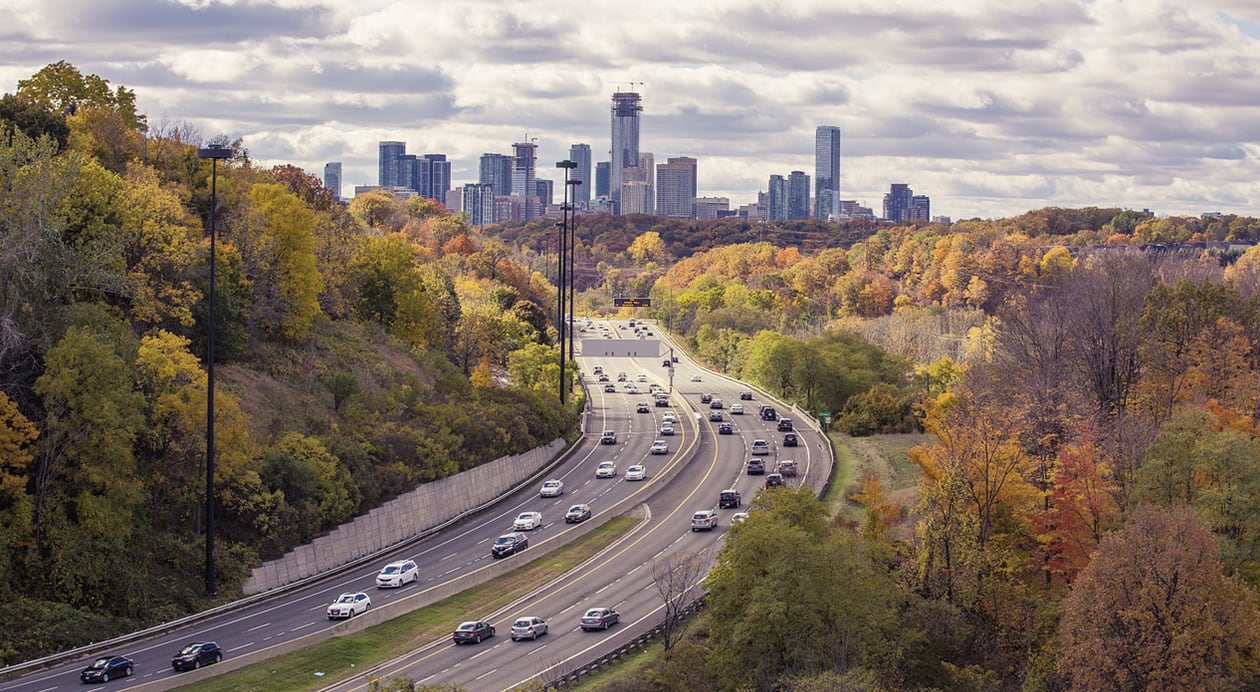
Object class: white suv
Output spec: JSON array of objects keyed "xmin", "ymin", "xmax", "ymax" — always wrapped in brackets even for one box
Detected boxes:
[{"xmin": 690, "ymin": 510, "xmax": 718, "ymax": 531}]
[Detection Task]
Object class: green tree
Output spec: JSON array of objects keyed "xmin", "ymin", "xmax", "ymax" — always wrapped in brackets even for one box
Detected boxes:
[
  {"xmin": 16, "ymin": 61, "xmax": 145, "ymax": 131},
  {"xmin": 260, "ymin": 432, "xmax": 357, "ymax": 541},
  {"xmin": 705, "ymin": 488, "xmax": 900, "ymax": 690},
  {"xmin": 1057, "ymin": 506, "xmax": 1260, "ymax": 690}
]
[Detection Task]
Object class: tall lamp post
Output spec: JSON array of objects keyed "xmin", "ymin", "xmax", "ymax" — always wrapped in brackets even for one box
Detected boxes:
[
  {"xmin": 566, "ymin": 176, "xmax": 581, "ymax": 358},
  {"xmin": 555, "ymin": 160, "xmax": 577, "ymax": 404},
  {"xmin": 197, "ymin": 144, "xmax": 231, "ymax": 598}
]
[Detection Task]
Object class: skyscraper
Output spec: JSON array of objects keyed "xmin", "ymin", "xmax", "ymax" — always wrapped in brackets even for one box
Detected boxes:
[
  {"xmin": 479, "ymin": 153, "xmax": 513, "ymax": 196},
  {"xmin": 656, "ymin": 157, "xmax": 697, "ymax": 218},
  {"xmin": 378, "ymin": 141, "xmax": 406, "ymax": 187},
  {"xmin": 768, "ymin": 175, "xmax": 787, "ymax": 221},
  {"xmin": 595, "ymin": 162, "xmax": 610, "ymax": 198},
  {"xmin": 511, "ymin": 141, "xmax": 539, "ymax": 220},
  {"xmin": 814, "ymin": 126, "xmax": 841, "ymax": 220},
  {"xmin": 788, "ymin": 170, "xmax": 811, "ymax": 220},
  {"xmin": 461, "ymin": 183, "xmax": 495, "ymax": 226},
  {"xmin": 569, "ymin": 143, "xmax": 592, "ymax": 206},
  {"xmin": 883, "ymin": 183, "xmax": 917, "ymax": 223},
  {"xmin": 610, "ymin": 91, "xmax": 642, "ymax": 208},
  {"xmin": 423, "ymin": 153, "xmax": 450, "ymax": 201},
  {"xmin": 323, "ymin": 162, "xmax": 342, "ymax": 200}
]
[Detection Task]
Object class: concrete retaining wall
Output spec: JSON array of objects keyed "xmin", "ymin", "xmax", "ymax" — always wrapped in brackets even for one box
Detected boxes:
[{"xmin": 242, "ymin": 438, "xmax": 567, "ymax": 595}]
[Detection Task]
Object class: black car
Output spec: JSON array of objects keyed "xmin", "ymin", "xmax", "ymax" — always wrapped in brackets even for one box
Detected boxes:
[
  {"xmin": 565, "ymin": 504, "xmax": 592, "ymax": 523},
  {"xmin": 746, "ymin": 459, "xmax": 766, "ymax": 475},
  {"xmin": 453, "ymin": 620, "xmax": 496, "ymax": 644},
  {"xmin": 708, "ymin": 410, "xmax": 723, "ymax": 422},
  {"xmin": 761, "ymin": 406, "xmax": 778, "ymax": 421},
  {"xmin": 80, "ymin": 655, "xmax": 133, "ymax": 683},
  {"xmin": 777, "ymin": 418, "xmax": 794, "ymax": 432},
  {"xmin": 719, "ymin": 488, "xmax": 742, "ymax": 508},
  {"xmin": 783, "ymin": 432, "xmax": 798, "ymax": 447},
  {"xmin": 718, "ymin": 422, "xmax": 734, "ymax": 435},
  {"xmin": 491, "ymin": 532, "xmax": 528, "ymax": 558},
  {"xmin": 765, "ymin": 472, "xmax": 785, "ymax": 488},
  {"xmin": 739, "ymin": 391, "xmax": 753, "ymax": 400},
  {"xmin": 172, "ymin": 642, "xmax": 222, "ymax": 672},
  {"xmin": 699, "ymin": 393, "xmax": 713, "ymax": 404}
]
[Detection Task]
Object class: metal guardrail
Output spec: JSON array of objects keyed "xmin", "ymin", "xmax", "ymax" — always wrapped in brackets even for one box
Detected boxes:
[{"xmin": 547, "ymin": 596, "xmax": 708, "ymax": 689}]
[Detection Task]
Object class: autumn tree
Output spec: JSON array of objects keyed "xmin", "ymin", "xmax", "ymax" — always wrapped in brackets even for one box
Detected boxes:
[
  {"xmin": 1034, "ymin": 430, "xmax": 1121, "ymax": 583},
  {"xmin": 16, "ymin": 61, "xmax": 145, "ymax": 131},
  {"xmin": 237, "ymin": 182, "xmax": 325, "ymax": 340},
  {"xmin": 0, "ymin": 391, "xmax": 37, "ymax": 596},
  {"xmin": 1057, "ymin": 505, "xmax": 1260, "ymax": 690}
]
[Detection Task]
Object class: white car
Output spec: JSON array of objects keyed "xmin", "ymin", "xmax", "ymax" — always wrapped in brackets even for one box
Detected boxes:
[
  {"xmin": 731, "ymin": 511, "xmax": 750, "ymax": 524},
  {"xmin": 690, "ymin": 374, "xmax": 702, "ymax": 382},
  {"xmin": 625, "ymin": 383, "xmax": 639, "ymax": 393},
  {"xmin": 661, "ymin": 411, "xmax": 677, "ymax": 424},
  {"xmin": 730, "ymin": 403, "xmax": 744, "ymax": 415},
  {"xmin": 375, "ymin": 559, "xmax": 419, "ymax": 588},
  {"xmin": 596, "ymin": 461, "xmax": 617, "ymax": 478},
  {"xmin": 513, "ymin": 511, "xmax": 543, "ymax": 531},
  {"xmin": 625, "ymin": 464, "xmax": 647, "ymax": 481},
  {"xmin": 540, "ymin": 480, "xmax": 564, "ymax": 497},
  {"xmin": 691, "ymin": 510, "xmax": 718, "ymax": 531},
  {"xmin": 637, "ymin": 373, "xmax": 648, "ymax": 382},
  {"xmin": 636, "ymin": 401, "xmax": 651, "ymax": 413},
  {"xmin": 660, "ymin": 422, "xmax": 675, "ymax": 436},
  {"xmin": 750, "ymin": 439, "xmax": 770, "ymax": 455},
  {"xmin": 650, "ymin": 440, "xmax": 669, "ymax": 455},
  {"xmin": 327, "ymin": 592, "xmax": 371, "ymax": 619},
  {"xmin": 510, "ymin": 616, "xmax": 549, "ymax": 641}
]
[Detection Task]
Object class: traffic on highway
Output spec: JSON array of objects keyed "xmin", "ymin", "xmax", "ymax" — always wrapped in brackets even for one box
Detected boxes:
[{"xmin": 0, "ymin": 319, "xmax": 830, "ymax": 692}]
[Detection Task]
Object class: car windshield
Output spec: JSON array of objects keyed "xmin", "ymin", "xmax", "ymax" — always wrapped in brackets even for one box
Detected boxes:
[
  {"xmin": 381, "ymin": 565, "xmax": 400, "ymax": 574},
  {"xmin": 517, "ymin": 513, "xmax": 532, "ymax": 520},
  {"xmin": 457, "ymin": 622, "xmax": 476, "ymax": 630},
  {"xmin": 513, "ymin": 619, "xmax": 532, "ymax": 627},
  {"xmin": 584, "ymin": 609, "xmax": 603, "ymax": 617},
  {"xmin": 180, "ymin": 644, "xmax": 201, "ymax": 655},
  {"xmin": 336, "ymin": 594, "xmax": 355, "ymax": 603},
  {"xmin": 495, "ymin": 536, "xmax": 512, "ymax": 545},
  {"xmin": 90, "ymin": 658, "xmax": 111, "ymax": 669}
]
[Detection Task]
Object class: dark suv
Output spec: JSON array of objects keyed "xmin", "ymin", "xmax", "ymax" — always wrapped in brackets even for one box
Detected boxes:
[
  {"xmin": 760, "ymin": 406, "xmax": 777, "ymax": 421},
  {"xmin": 777, "ymin": 418, "xmax": 794, "ymax": 431},
  {"xmin": 783, "ymin": 432, "xmax": 798, "ymax": 447},
  {"xmin": 172, "ymin": 642, "xmax": 222, "ymax": 672},
  {"xmin": 719, "ymin": 488, "xmax": 742, "ymax": 508}
]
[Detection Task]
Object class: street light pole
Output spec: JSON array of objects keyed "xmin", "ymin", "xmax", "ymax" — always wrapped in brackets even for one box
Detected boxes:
[
  {"xmin": 566, "ymin": 177, "xmax": 581, "ymax": 359},
  {"xmin": 197, "ymin": 144, "xmax": 231, "ymax": 599},
  {"xmin": 555, "ymin": 160, "xmax": 577, "ymax": 404}
]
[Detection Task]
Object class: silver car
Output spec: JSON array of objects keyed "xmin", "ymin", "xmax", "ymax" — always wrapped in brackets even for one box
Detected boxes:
[{"xmin": 510, "ymin": 616, "xmax": 549, "ymax": 641}]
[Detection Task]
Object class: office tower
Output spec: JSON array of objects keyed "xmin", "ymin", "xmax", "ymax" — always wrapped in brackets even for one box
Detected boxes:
[
  {"xmin": 424, "ymin": 154, "xmax": 450, "ymax": 201},
  {"xmin": 656, "ymin": 156, "xmax": 697, "ymax": 218},
  {"xmin": 461, "ymin": 183, "xmax": 495, "ymax": 227},
  {"xmin": 378, "ymin": 141, "xmax": 406, "ymax": 187},
  {"xmin": 479, "ymin": 153, "xmax": 513, "ymax": 196},
  {"xmin": 399, "ymin": 153, "xmax": 419, "ymax": 192},
  {"xmin": 595, "ymin": 162, "xmax": 610, "ymax": 197},
  {"xmin": 569, "ymin": 143, "xmax": 592, "ymax": 206},
  {"xmin": 323, "ymin": 162, "xmax": 342, "ymax": 200},
  {"xmin": 620, "ymin": 181, "xmax": 652, "ymax": 215},
  {"xmin": 610, "ymin": 91, "xmax": 642, "ymax": 207},
  {"xmin": 788, "ymin": 170, "xmax": 811, "ymax": 220},
  {"xmin": 814, "ymin": 126, "xmax": 841, "ymax": 220},
  {"xmin": 536, "ymin": 179, "xmax": 554, "ymax": 208},
  {"xmin": 883, "ymin": 183, "xmax": 914, "ymax": 223},
  {"xmin": 511, "ymin": 141, "xmax": 539, "ymax": 220},
  {"xmin": 768, "ymin": 175, "xmax": 787, "ymax": 221},
  {"xmin": 911, "ymin": 195, "xmax": 931, "ymax": 222}
]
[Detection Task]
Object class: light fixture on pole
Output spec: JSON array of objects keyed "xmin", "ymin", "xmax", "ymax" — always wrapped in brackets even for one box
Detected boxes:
[
  {"xmin": 196, "ymin": 144, "xmax": 231, "ymax": 598},
  {"xmin": 555, "ymin": 160, "xmax": 577, "ymax": 404},
  {"xmin": 566, "ymin": 176, "xmax": 582, "ymax": 359}
]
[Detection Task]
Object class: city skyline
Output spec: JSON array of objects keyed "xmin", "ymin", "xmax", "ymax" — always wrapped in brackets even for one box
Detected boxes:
[{"xmin": 2, "ymin": 1, "xmax": 1258, "ymax": 218}]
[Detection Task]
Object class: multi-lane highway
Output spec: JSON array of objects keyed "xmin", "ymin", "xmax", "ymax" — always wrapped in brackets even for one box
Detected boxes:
[{"xmin": 0, "ymin": 319, "xmax": 830, "ymax": 692}]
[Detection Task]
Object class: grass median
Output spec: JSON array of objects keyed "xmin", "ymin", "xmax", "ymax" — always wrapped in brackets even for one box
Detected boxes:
[{"xmin": 180, "ymin": 515, "xmax": 638, "ymax": 692}]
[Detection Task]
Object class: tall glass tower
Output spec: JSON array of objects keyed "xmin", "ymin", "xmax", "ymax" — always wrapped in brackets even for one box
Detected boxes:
[
  {"xmin": 610, "ymin": 91, "xmax": 642, "ymax": 209},
  {"xmin": 378, "ymin": 141, "xmax": 406, "ymax": 187},
  {"xmin": 569, "ymin": 143, "xmax": 592, "ymax": 206},
  {"xmin": 814, "ymin": 126, "xmax": 841, "ymax": 220},
  {"xmin": 511, "ymin": 141, "xmax": 539, "ymax": 220}
]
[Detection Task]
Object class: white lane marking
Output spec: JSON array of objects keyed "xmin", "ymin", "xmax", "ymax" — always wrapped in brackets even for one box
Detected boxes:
[
  {"xmin": 227, "ymin": 642, "xmax": 254, "ymax": 652},
  {"xmin": 440, "ymin": 552, "xmax": 458, "ymax": 561},
  {"xmin": 290, "ymin": 621, "xmax": 316, "ymax": 631},
  {"xmin": 474, "ymin": 668, "xmax": 499, "ymax": 681},
  {"xmin": 246, "ymin": 622, "xmax": 271, "ymax": 632}
]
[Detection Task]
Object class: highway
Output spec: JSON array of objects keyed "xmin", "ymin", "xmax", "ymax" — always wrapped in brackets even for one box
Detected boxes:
[{"xmin": 0, "ymin": 319, "xmax": 830, "ymax": 692}]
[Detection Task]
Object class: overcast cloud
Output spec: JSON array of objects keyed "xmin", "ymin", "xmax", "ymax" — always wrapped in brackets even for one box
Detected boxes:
[{"xmin": 2, "ymin": 0, "xmax": 1258, "ymax": 219}]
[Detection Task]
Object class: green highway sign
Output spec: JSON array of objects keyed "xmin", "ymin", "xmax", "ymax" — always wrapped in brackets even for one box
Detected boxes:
[{"xmin": 614, "ymin": 297, "xmax": 651, "ymax": 307}]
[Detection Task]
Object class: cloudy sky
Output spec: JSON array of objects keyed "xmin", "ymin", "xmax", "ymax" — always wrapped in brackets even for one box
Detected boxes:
[{"xmin": 2, "ymin": 0, "xmax": 1259, "ymax": 219}]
